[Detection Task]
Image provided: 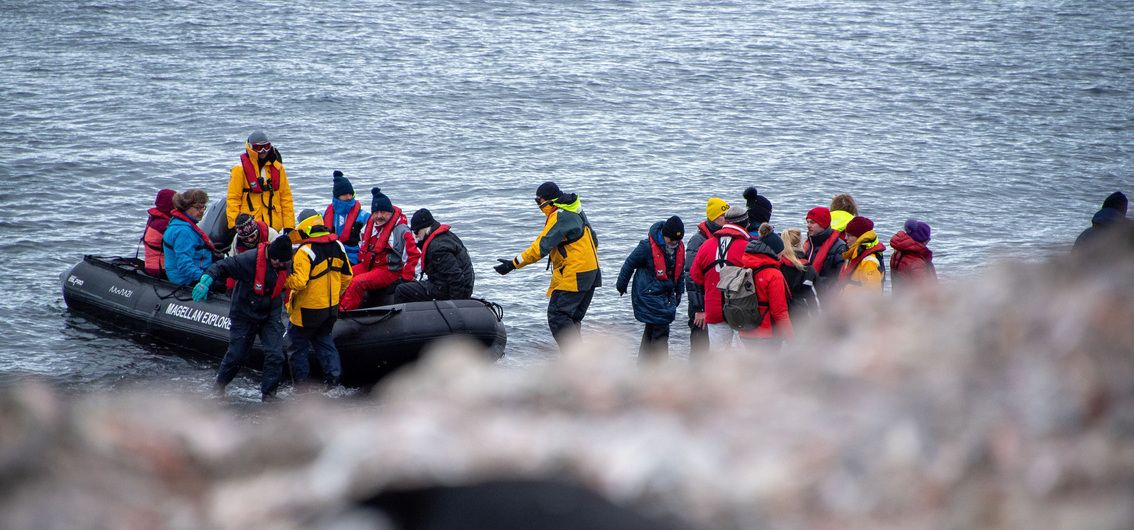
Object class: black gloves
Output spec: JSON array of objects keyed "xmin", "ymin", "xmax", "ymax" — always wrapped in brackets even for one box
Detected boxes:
[
  {"xmin": 345, "ymin": 222, "xmax": 363, "ymax": 246},
  {"xmin": 494, "ymin": 258, "xmax": 516, "ymax": 275}
]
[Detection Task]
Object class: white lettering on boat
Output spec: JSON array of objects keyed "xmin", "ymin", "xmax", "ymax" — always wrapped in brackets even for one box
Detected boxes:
[
  {"xmin": 164, "ymin": 303, "xmax": 231, "ymax": 330},
  {"xmin": 109, "ymin": 286, "xmax": 133, "ymax": 298},
  {"xmin": 67, "ymin": 275, "xmax": 84, "ymax": 287}
]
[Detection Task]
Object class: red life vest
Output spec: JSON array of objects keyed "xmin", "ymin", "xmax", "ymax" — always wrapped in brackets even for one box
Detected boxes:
[
  {"xmin": 697, "ymin": 221, "xmax": 714, "ymax": 240},
  {"xmin": 359, "ymin": 207, "xmax": 405, "ymax": 269},
  {"xmin": 419, "ymin": 224, "xmax": 450, "ymax": 260},
  {"xmin": 169, "ymin": 210, "xmax": 217, "ymax": 252},
  {"xmin": 803, "ymin": 230, "xmax": 842, "ymax": 275},
  {"xmin": 648, "ymin": 236, "xmax": 685, "ymax": 287},
  {"xmin": 323, "ymin": 201, "xmax": 361, "ymax": 242},
  {"xmin": 240, "ymin": 152, "xmax": 281, "ymax": 193},
  {"xmin": 839, "ymin": 242, "xmax": 886, "ymax": 281},
  {"xmin": 253, "ymin": 242, "xmax": 288, "ymax": 299}
]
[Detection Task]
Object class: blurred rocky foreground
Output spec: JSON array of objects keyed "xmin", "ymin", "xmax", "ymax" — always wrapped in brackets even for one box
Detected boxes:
[{"xmin": 4, "ymin": 227, "xmax": 1134, "ymax": 530}]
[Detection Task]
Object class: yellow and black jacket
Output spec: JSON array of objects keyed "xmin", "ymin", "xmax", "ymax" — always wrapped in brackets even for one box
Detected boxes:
[
  {"xmin": 511, "ymin": 195, "xmax": 601, "ymax": 295},
  {"xmin": 284, "ymin": 221, "xmax": 353, "ymax": 328},
  {"xmin": 227, "ymin": 143, "xmax": 295, "ymax": 231}
]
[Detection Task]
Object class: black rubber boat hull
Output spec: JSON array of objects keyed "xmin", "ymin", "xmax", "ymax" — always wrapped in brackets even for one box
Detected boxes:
[{"xmin": 61, "ymin": 256, "xmax": 506, "ymax": 387}]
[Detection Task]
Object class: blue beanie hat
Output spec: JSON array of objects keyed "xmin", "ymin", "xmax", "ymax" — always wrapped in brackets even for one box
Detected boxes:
[
  {"xmin": 371, "ymin": 187, "xmax": 393, "ymax": 213},
  {"xmin": 332, "ymin": 170, "xmax": 354, "ymax": 197}
]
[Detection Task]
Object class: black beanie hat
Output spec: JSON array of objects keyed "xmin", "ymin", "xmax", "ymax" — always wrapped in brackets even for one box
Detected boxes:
[
  {"xmin": 536, "ymin": 181, "xmax": 563, "ymax": 201},
  {"xmin": 761, "ymin": 232, "xmax": 785, "ymax": 255},
  {"xmin": 371, "ymin": 187, "xmax": 393, "ymax": 213},
  {"xmin": 662, "ymin": 215, "xmax": 684, "ymax": 241},
  {"xmin": 410, "ymin": 208, "xmax": 435, "ymax": 232},
  {"xmin": 1103, "ymin": 191, "xmax": 1128, "ymax": 215},
  {"xmin": 267, "ymin": 235, "xmax": 293, "ymax": 262},
  {"xmin": 743, "ymin": 186, "xmax": 759, "ymax": 207},
  {"xmin": 332, "ymin": 170, "xmax": 354, "ymax": 197},
  {"xmin": 748, "ymin": 194, "xmax": 773, "ymax": 226}
]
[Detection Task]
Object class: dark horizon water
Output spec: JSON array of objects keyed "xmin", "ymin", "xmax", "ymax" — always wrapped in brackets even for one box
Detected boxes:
[{"xmin": 1, "ymin": 0, "xmax": 1131, "ymax": 399}]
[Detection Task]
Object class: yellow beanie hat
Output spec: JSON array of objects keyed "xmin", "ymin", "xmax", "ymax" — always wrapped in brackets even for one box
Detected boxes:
[{"xmin": 705, "ymin": 197, "xmax": 730, "ymax": 220}]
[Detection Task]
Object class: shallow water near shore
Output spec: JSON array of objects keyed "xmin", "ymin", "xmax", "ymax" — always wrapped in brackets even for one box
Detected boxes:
[{"xmin": 1, "ymin": 0, "xmax": 1131, "ymax": 395}]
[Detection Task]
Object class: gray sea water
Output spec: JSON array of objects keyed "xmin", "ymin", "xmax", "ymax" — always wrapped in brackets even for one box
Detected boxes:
[{"xmin": 1, "ymin": 0, "xmax": 1131, "ymax": 397}]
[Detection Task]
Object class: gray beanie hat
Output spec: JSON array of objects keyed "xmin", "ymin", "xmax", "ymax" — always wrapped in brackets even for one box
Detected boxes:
[
  {"xmin": 723, "ymin": 206, "xmax": 749, "ymax": 224},
  {"xmin": 247, "ymin": 130, "xmax": 270, "ymax": 145}
]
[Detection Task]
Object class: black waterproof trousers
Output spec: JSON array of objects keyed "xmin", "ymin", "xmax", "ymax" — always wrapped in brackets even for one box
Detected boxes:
[
  {"xmin": 547, "ymin": 288, "xmax": 595, "ymax": 350},
  {"xmin": 639, "ymin": 323, "xmax": 670, "ymax": 362}
]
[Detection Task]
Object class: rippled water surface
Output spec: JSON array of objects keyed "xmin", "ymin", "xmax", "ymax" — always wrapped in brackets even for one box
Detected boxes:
[{"xmin": 1, "ymin": 0, "xmax": 1131, "ymax": 394}]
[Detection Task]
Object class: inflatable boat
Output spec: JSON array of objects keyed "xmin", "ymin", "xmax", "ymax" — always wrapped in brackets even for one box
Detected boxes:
[{"xmin": 61, "ymin": 255, "xmax": 506, "ymax": 387}]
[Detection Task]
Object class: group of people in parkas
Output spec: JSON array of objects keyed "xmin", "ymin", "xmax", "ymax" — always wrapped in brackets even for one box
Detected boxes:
[
  {"xmin": 151, "ymin": 130, "xmax": 1096, "ymax": 399},
  {"xmin": 142, "ymin": 132, "xmax": 475, "ymax": 400}
]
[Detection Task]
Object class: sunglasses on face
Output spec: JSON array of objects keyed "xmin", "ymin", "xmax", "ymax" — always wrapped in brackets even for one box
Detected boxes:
[
  {"xmin": 534, "ymin": 198, "xmax": 550, "ymax": 207},
  {"xmin": 251, "ymin": 143, "xmax": 272, "ymax": 153}
]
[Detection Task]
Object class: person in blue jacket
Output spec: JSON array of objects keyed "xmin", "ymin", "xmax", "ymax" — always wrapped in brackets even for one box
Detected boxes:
[
  {"xmin": 162, "ymin": 189, "xmax": 217, "ymax": 286},
  {"xmin": 616, "ymin": 216, "xmax": 686, "ymax": 361},
  {"xmin": 321, "ymin": 170, "xmax": 370, "ymax": 265}
]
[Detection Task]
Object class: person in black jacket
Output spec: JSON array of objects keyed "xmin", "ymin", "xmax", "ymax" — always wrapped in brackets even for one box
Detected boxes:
[
  {"xmin": 617, "ymin": 216, "xmax": 685, "ymax": 361},
  {"xmin": 395, "ymin": 209, "xmax": 476, "ymax": 302},
  {"xmin": 192, "ymin": 235, "xmax": 293, "ymax": 401}
]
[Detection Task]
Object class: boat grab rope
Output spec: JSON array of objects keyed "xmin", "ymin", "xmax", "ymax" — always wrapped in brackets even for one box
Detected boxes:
[{"xmin": 471, "ymin": 297, "xmax": 504, "ymax": 322}]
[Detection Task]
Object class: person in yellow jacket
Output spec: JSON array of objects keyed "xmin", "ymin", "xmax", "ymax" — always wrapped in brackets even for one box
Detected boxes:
[
  {"xmin": 838, "ymin": 216, "xmax": 886, "ymax": 296},
  {"xmin": 495, "ymin": 181, "xmax": 601, "ymax": 350},
  {"xmin": 227, "ymin": 131, "xmax": 295, "ymax": 232},
  {"xmin": 829, "ymin": 193, "xmax": 859, "ymax": 234},
  {"xmin": 284, "ymin": 209, "xmax": 353, "ymax": 387}
]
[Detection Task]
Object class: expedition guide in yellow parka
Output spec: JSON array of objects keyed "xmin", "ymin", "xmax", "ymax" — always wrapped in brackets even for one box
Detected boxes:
[
  {"xmin": 227, "ymin": 135, "xmax": 295, "ymax": 232},
  {"xmin": 510, "ymin": 195, "xmax": 601, "ymax": 296}
]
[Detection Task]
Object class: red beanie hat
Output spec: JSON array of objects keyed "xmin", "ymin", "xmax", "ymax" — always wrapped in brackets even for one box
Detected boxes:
[
  {"xmin": 845, "ymin": 216, "xmax": 875, "ymax": 237},
  {"xmin": 806, "ymin": 207, "xmax": 831, "ymax": 229}
]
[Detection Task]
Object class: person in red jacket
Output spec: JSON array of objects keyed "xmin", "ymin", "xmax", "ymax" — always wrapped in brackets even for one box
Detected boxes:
[
  {"xmin": 339, "ymin": 188, "xmax": 421, "ymax": 311},
  {"xmin": 142, "ymin": 188, "xmax": 176, "ymax": 277},
  {"xmin": 889, "ymin": 218, "xmax": 937, "ymax": 293},
  {"xmin": 690, "ymin": 206, "xmax": 751, "ymax": 352},
  {"xmin": 738, "ymin": 232, "xmax": 794, "ymax": 350}
]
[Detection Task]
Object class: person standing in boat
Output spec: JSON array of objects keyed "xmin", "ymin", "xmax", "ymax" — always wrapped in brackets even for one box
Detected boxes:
[
  {"xmin": 226, "ymin": 130, "xmax": 295, "ymax": 233},
  {"xmin": 285, "ymin": 210, "xmax": 353, "ymax": 388},
  {"xmin": 394, "ymin": 208, "xmax": 475, "ymax": 303},
  {"xmin": 142, "ymin": 188, "xmax": 176, "ymax": 278},
  {"xmin": 339, "ymin": 188, "xmax": 420, "ymax": 310},
  {"xmin": 162, "ymin": 189, "xmax": 217, "ymax": 286},
  {"xmin": 616, "ymin": 216, "xmax": 686, "ymax": 361},
  {"xmin": 321, "ymin": 170, "xmax": 369, "ymax": 265},
  {"xmin": 192, "ymin": 235, "xmax": 293, "ymax": 401},
  {"xmin": 494, "ymin": 181, "xmax": 602, "ymax": 350}
]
